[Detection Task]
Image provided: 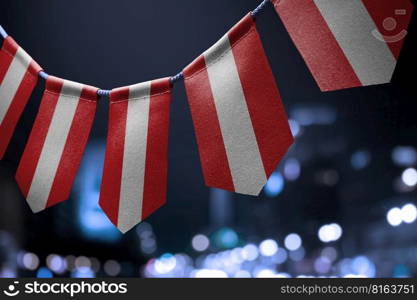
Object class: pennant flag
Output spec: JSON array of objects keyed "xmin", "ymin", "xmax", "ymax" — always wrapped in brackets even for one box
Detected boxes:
[
  {"xmin": 99, "ymin": 78, "xmax": 172, "ymax": 233},
  {"xmin": 183, "ymin": 14, "xmax": 293, "ymax": 196},
  {"xmin": 0, "ymin": 37, "xmax": 42, "ymax": 159},
  {"xmin": 273, "ymin": 0, "xmax": 414, "ymax": 91},
  {"xmin": 16, "ymin": 76, "xmax": 98, "ymax": 213}
]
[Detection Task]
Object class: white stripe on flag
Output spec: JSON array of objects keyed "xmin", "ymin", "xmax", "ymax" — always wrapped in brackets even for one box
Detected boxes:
[
  {"xmin": 314, "ymin": 0, "xmax": 397, "ymax": 86},
  {"xmin": 204, "ymin": 36, "xmax": 267, "ymax": 195},
  {"xmin": 0, "ymin": 47, "xmax": 31, "ymax": 124},
  {"xmin": 118, "ymin": 81, "xmax": 151, "ymax": 233},
  {"xmin": 26, "ymin": 81, "xmax": 82, "ymax": 212}
]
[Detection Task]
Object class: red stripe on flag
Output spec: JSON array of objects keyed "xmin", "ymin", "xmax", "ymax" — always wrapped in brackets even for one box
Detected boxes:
[
  {"xmin": 228, "ymin": 13, "xmax": 254, "ymax": 43},
  {"xmin": 0, "ymin": 70, "xmax": 38, "ymax": 158},
  {"xmin": 46, "ymin": 86, "xmax": 98, "ymax": 208},
  {"xmin": 230, "ymin": 15, "xmax": 294, "ymax": 178},
  {"xmin": 15, "ymin": 78, "xmax": 63, "ymax": 197},
  {"xmin": 0, "ymin": 37, "xmax": 42, "ymax": 80},
  {"xmin": 142, "ymin": 78, "xmax": 172, "ymax": 220},
  {"xmin": 0, "ymin": 38, "xmax": 17, "ymax": 83},
  {"xmin": 0, "ymin": 37, "xmax": 19, "ymax": 56},
  {"xmin": 28, "ymin": 61, "xmax": 42, "ymax": 76},
  {"xmin": 273, "ymin": 0, "xmax": 362, "ymax": 91},
  {"xmin": 362, "ymin": 0, "xmax": 413, "ymax": 60},
  {"xmin": 99, "ymin": 87, "xmax": 129, "ymax": 226},
  {"xmin": 184, "ymin": 56, "xmax": 235, "ymax": 192}
]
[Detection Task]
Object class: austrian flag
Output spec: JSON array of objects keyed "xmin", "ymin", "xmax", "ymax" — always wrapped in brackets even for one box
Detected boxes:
[
  {"xmin": 100, "ymin": 78, "xmax": 172, "ymax": 233},
  {"xmin": 16, "ymin": 77, "xmax": 98, "ymax": 213},
  {"xmin": 273, "ymin": 0, "xmax": 413, "ymax": 91},
  {"xmin": 0, "ymin": 37, "xmax": 42, "ymax": 159},
  {"xmin": 184, "ymin": 14, "xmax": 293, "ymax": 196}
]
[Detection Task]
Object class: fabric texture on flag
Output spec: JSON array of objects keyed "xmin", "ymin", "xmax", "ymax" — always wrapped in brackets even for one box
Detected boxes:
[
  {"xmin": 273, "ymin": 0, "xmax": 413, "ymax": 91},
  {"xmin": 0, "ymin": 37, "xmax": 42, "ymax": 159},
  {"xmin": 183, "ymin": 13, "xmax": 293, "ymax": 196},
  {"xmin": 99, "ymin": 78, "xmax": 172, "ymax": 233},
  {"xmin": 15, "ymin": 76, "xmax": 98, "ymax": 213}
]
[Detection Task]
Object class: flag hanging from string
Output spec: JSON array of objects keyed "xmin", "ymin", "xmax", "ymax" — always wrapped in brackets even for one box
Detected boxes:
[
  {"xmin": 99, "ymin": 78, "xmax": 172, "ymax": 233},
  {"xmin": 273, "ymin": 0, "xmax": 413, "ymax": 91},
  {"xmin": 0, "ymin": 0, "xmax": 413, "ymax": 233},
  {"xmin": 0, "ymin": 37, "xmax": 42, "ymax": 159},
  {"xmin": 15, "ymin": 76, "xmax": 98, "ymax": 213},
  {"xmin": 184, "ymin": 13, "xmax": 293, "ymax": 196}
]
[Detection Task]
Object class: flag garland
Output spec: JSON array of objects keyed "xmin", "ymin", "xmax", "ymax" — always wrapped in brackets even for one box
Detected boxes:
[
  {"xmin": 0, "ymin": 0, "xmax": 413, "ymax": 233},
  {"xmin": 183, "ymin": 13, "xmax": 293, "ymax": 196}
]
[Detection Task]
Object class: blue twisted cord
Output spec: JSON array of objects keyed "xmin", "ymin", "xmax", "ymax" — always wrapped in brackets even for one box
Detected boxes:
[
  {"xmin": 97, "ymin": 89, "xmax": 111, "ymax": 97},
  {"xmin": 0, "ymin": 25, "xmax": 7, "ymax": 39},
  {"xmin": 0, "ymin": 0, "xmax": 270, "ymax": 97},
  {"xmin": 252, "ymin": 0, "xmax": 270, "ymax": 17},
  {"xmin": 170, "ymin": 72, "xmax": 184, "ymax": 84}
]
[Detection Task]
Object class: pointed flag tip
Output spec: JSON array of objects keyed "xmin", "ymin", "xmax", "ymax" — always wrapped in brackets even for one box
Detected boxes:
[
  {"xmin": 28, "ymin": 203, "xmax": 45, "ymax": 214},
  {"xmin": 117, "ymin": 223, "xmax": 138, "ymax": 234}
]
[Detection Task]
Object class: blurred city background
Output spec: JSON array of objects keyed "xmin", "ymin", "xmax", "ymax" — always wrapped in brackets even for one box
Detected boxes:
[{"xmin": 0, "ymin": 0, "xmax": 416, "ymax": 278}]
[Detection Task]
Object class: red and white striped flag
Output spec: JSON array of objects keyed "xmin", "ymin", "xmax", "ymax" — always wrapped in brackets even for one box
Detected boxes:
[
  {"xmin": 16, "ymin": 76, "xmax": 98, "ymax": 213},
  {"xmin": 0, "ymin": 37, "xmax": 42, "ymax": 158},
  {"xmin": 99, "ymin": 78, "xmax": 172, "ymax": 233},
  {"xmin": 273, "ymin": 0, "xmax": 413, "ymax": 91},
  {"xmin": 183, "ymin": 14, "xmax": 293, "ymax": 196}
]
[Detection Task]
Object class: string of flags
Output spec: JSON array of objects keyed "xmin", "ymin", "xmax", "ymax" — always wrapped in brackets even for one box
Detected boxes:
[{"xmin": 0, "ymin": 0, "xmax": 413, "ymax": 233}]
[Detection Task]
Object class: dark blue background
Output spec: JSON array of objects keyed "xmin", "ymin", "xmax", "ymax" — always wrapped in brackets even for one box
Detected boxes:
[{"xmin": 0, "ymin": 0, "xmax": 416, "ymax": 278}]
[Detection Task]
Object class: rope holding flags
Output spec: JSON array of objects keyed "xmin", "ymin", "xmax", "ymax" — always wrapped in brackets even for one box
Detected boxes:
[{"xmin": 0, "ymin": 0, "xmax": 414, "ymax": 233}]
